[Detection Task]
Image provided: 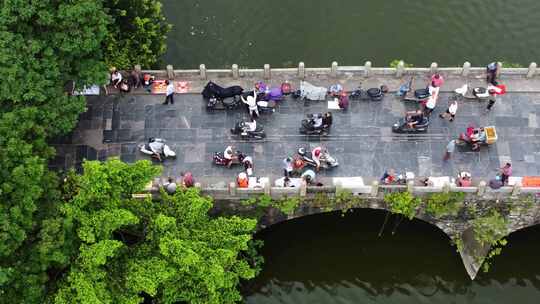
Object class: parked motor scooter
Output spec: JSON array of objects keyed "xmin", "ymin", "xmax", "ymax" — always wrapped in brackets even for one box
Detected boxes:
[
  {"xmin": 349, "ymin": 85, "xmax": 386, "ymax": 101},
  {"xmin": 213, "ymin": 150, "xmax": 246, "ymax": 167},
  {"xmin": 230, "ymin": 121, "xmax": 266, "ymax": 140},
  {"xmin": 297, "ymin": 147, "xmax": 339, "ymax": 169},
  {"xmin": 138, "ymin": 138, "xmax": 176, "ymax": 161},
  {"xmin": 453, "ymin": 84, "xmax": 506, "ymax": 101},
  {"xmin": 299, "ymin": 113, "xmax": 332, "ymax": 135}
]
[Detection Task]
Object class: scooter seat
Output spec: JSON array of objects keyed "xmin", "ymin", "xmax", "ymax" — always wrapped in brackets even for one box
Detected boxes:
[
  {"xmin": 415, "ymin": 88, "xmax": 430, "ymax": 99},
  {"xmin": 367, "ymin": 88, "xmax": 382, "ymax": 97}
]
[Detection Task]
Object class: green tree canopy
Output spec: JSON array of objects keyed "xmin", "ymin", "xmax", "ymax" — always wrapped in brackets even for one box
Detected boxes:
[
  {"xmin": 0, "ymin": 0, "xmax": 110, "ymax": 104},
  {"xmin": 104, "ymin": 0, "xmax": 171, "ymax": 69},
  {"xmin": 43, "ymin": 159, "xmax": 258, "ymax": 304}
]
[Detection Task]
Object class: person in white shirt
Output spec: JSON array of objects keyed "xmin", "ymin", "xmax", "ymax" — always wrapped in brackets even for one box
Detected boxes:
[
  {"xmin": 149, "ymin": 139, "xmax": 165, "ymax": 162},
  {"xmin": 163, "ymin": 80, "xmax": 175, "ymax": 105},
  {"xmin": 440, "ymin": 100, "xmax": 458, "ymax": 122},
  {"xmin": 111, "ymin": 70, "xmax": 122, "ymax": 88},
  {"xmin": 241, "ymin": 90, "xmax": 259, "ymax": 118},
  {"xmin": 242, "ymin": 156, "xmax": 253, "ymax": 176},
  {"xmin": 243, "ymin": 118, "xmax": 257, "ymax": 132},
  {"xmin": 224, "ymin": 145, "xmax": 237, "ymax": 168},
  {"xmin": 282, "ymin": 157, "xmax": 293, "ymax": 177}
]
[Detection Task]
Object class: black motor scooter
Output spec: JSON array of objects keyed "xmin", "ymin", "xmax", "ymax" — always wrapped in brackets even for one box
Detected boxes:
[
  {"xmin": 349, "ymin": 85, "xmax": 386, "ymax": 101},
  {"xmin": 392, "ymin": 117, "xmax": 430, "ymax": 133},
  {"xmin": 230, "ymin": 121, "xmax": 266, "ymax": 140},
  {"xmin": 299, "ymin": 113, "xmax": 332, "ymax": 135}
]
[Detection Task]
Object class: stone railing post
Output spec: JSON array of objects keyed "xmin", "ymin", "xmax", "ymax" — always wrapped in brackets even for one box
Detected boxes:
[
  {"xmin": 462, "ymin": 62, "xmax": 471, "ymax": 76},
  {"xmin": 370, "ymin": 180, "xmax": 379, "ymax": 197},
  {"xmin": 496, "ymin": 61, "xmax": 502, "ymax": 78},
  {"xmin": 396, "ymin": 60, "xmax": 405, "ymax": 77},
  {"xmin": 229, "ymin": 182, "xmax": 237, "ymax": 196},
  {"xmin": 263, "ymin": 64, "xmax": 271, "ymax": 80},
  {"xmin": 166, "ymin": 64, "xmax": 174, "ymax": 79},
  {"xmin": 331, "ymin": 61, "xmax": 338, "ymax": 78},
  {"xmin": 364, "ymin": 61, "xmax": 372, "ymax": 77},
  {"xmin": 134, "ymin": 64, "xmax": 142, "ymax": 74},
  {"xmin": 527, "ymin": 62, "xmax": 537, "ymax": 78},
  {"xmin": 511, "ymin": 182, "xmax": 522, "ymax": 196},
  {"xmin": 477, "ymin": 180, "xmax": 487, "ymax": 196},
  {"xmin": 335, "ymin": 180, "xmax": 342, "ymax": 194},
  {"xmin": 264, "ymin": 182, "xmax": 271, "ymax": 195},
  {"xmin": 232, "ymin": 64, "xmax": 239, "ymax": 79},
  {"xmin": 199, "ymin": 64, "xmax": 206, "ymax": 80},
  {"xmin": 300, "ymin": 180, "xmax": 307, "ymax": 197},
  {"xmin": 430, "ymin": 62, "xmax": 438, "ymax": 74},
  {"xmin": 442, "ymin": 182, "xmax": 450, "ymax": 194},
  {"xmin": 407, "ymin": 180, "xmax": 414, "ymax": 193},
  {"xmin": 298, "ymin": 62, "xmax": 305, "ymax": 79}
]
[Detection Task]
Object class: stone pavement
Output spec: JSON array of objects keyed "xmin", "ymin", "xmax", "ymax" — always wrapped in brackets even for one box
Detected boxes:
[{"xmin": 50, "ymin": 92, "xmax": 540, "ymax": 183}]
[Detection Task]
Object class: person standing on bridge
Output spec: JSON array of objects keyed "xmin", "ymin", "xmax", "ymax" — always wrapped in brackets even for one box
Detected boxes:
[
  {"xmin": 163, "ymin": 80, "xmax": 175, "ymax": 105},
  {"xmin": 500, "ymin": 163, "xmax": 512, "ymax": 185},
  {"xmin": 443, "ymin": 140, "xmax": 456, "ymax": 161},
  {"xmin": 241, "ymin": 89, "xmax": 259, "ymax": 118}
]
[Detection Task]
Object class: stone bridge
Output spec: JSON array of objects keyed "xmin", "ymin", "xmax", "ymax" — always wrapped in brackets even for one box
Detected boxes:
[{"xmin": 54, "ymin": 63, "xmax": 540, "ymax": 280}]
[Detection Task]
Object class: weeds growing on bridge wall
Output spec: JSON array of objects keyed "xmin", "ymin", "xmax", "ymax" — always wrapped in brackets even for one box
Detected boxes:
[
  {"xmin": 425, "ymin": 192, "xmax": 465, "ymax": 218},
  {"xmin": 311, "ymin": 190, "xmax": 366, "ymax": 215},
  {"xmin": 384, "ymin": 192, "xmax": 422, "ymax": 220},
  {"xmin": 241, "ymin": 190, "xmax": 367, "ymax": 221},
  {"xmin": 472, "ymin": 210, "xmax": 508, "ymax": 272},
  {"xmin": 242, "ymin": 194, "xmax": 302, "ymax": 217}
]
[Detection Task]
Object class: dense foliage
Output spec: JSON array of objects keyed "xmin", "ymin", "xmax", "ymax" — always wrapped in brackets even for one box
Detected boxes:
[
  {"xmin": 0, "ymin": 0, "xmax": 110, "ymax": 262},
  {"xmin": 0, "ymin": 1, "xmax": 194, "ymax": 302},
  {"xmin": 2, "ymin": 160, "xmax": 259, "ymax": 303},
  {"xmin": 104, "ymin": 0, "xmax": 171, "ymax": 69}
]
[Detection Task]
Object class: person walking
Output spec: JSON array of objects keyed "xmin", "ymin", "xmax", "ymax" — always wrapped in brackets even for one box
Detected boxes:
[
  {"xmin": 486, "ymin": 62, "xmax": 498, "ymax": 85},
  {"xmin": 163, "ymin": 80, "xmax": 175, "ymax": 105},
  {"xmin": 424, "ymin": 96, "xmax": 436, "ymax": 116},
  {"xmin": 443, "ymin": 139, "xmax": 456, "ymax": 161},
  {"xmin": 486, "ymin": 95, "xmax": 497, "ymax": 111},
  {"xmin": 500, "ymin": 163, "xmax": 512, "ymax": 185},
  {"xmin": 431, "ymin": 73, "xmax": 444, "ymax": 88},
  {"xmin": 439, "ymin": 99, "xmax": 458, "ymax": 122}
]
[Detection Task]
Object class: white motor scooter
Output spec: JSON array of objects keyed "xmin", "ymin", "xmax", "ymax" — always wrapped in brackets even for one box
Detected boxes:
[
  {"xmin": 139, "ymin": 138, "xmax": 176, "ymax": 160},
  {"xmin": 453, "ymin": 84, "xmax": 492, "ymax": 101}
]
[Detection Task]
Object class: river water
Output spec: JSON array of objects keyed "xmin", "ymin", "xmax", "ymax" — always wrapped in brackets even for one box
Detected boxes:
[
  {"xmin": 161, "ymin": 0, "xmax": 540, "ymax": 68},
  {"xmin": 242, "ymin": 209, "xmax": 540, "ymax": 303}
]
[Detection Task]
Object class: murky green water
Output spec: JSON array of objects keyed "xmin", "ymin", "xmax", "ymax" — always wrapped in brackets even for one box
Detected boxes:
[
  {"xmin": 242, "ymin": 209, "xmax": 540, "ymax": 304},
  {"xmin": 161, "ymin": 0, "xmax": 540, "ymax": 68}
]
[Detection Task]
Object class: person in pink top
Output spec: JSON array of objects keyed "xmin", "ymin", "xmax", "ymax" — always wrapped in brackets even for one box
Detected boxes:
[
  {"xmin": 500, "ymin": 163, "xmax": 512, "ymax": 185},
  {"xmin": 431, "ymin": 73, "xmax": 444, "ymax": 88},
  {"xmin": 311, "ymin": 146, "xmax": 324, "ymax": 171}
]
